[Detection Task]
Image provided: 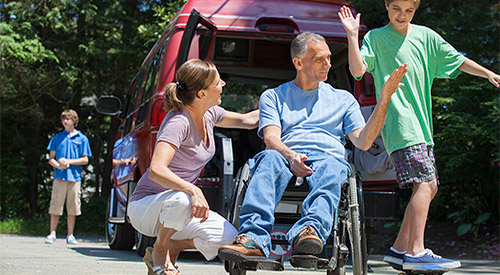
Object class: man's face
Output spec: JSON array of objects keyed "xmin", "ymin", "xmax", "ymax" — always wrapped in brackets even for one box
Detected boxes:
[
  {"xmin": 386, "ymin": 0, "xmax": 417, "ymax": 32},
  {"xmin": 299, "ymin": 41, "xmax": 332, "ymax": 83}
]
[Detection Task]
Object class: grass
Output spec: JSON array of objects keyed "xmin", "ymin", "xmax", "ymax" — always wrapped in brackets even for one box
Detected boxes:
[
  {"xmin": 0, "ymin": 215, "xmax": 104, "ymax": 236},
  {"xmin": 1, "ymin": 195, "xmax": 107, "ymax": 237},
  {"xmin": 0, "ymin": 216, "xmax": 48, "ymax": 235}
]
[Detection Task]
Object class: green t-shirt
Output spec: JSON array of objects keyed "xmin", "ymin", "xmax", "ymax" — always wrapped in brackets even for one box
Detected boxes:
[{"xmin": 358, "ymin": 24, "xmax": 466, "ymax": 155}]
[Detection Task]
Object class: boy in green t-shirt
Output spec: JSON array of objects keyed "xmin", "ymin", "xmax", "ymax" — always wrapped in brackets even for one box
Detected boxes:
[{"xmin": 339, "ymin": 0, "xmax": 500, "ymax": 271}]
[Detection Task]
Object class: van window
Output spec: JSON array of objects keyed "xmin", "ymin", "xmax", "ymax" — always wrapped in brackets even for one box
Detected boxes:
[
  {"xmin": 137, "ymin": 45, "xmax": 165, "ymax": 127},
  {"xmin": 124, "ymin": 69, "xmax": 146, "ymax": 134},
  {"xmin": 220, "ymin": 82, "xmax": 266, "ymax": 112}
]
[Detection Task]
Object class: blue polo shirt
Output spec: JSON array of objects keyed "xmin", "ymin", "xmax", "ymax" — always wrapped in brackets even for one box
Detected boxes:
[{"xmin": 47, "ymin": 130, "xmax": 92, "ymax": 182}]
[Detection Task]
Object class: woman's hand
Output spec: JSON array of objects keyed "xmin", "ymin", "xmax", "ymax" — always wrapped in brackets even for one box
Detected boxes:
[{"xmin": 188, "ymin": 185, "xmax": 210, "ymax": 223}]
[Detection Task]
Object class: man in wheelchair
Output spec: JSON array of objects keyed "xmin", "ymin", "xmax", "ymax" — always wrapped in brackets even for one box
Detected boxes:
[{"xmin": 218, "ymin": 32, "xmax": 407, "ymax": 262}]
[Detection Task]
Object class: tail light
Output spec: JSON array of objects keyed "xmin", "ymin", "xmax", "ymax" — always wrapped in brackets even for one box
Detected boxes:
[{"xmin": 151, "ymin": 100, "xmax": 166, "ymax": 127}]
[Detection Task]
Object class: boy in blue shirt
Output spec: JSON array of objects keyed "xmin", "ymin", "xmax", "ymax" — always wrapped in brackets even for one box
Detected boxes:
[
  {"xmin": 45, "ymin": 109, "xmax": 92, "ymax": 245},
  {"xmin": 339, "ymin": 0, "xmax": 500, "ymax": 270}
]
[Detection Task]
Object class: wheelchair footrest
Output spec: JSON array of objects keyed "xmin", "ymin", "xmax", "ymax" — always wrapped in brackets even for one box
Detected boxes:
[
  {"xmin": 289, "ymin": 255, "xmax": 331, "ymax": 270},
  {"xmin": 238, "ymin": 258, "xmax": 284, "ymax": 271}
]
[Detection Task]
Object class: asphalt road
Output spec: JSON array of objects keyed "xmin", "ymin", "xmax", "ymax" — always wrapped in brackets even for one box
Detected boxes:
[{"xmin": 1, "ymin": 235, "xmax": 498, "ymax": 275}]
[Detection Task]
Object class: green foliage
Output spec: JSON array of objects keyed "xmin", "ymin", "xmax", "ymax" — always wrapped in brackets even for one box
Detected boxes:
[
  {"xmin": 138, "ymin": 0, "xmax": 187, "ymax": 46},
  {"xmin": 0, "ymin": 217, "xmax": 47, "ymax": 235},
  {"xmin": 448, "ymin": 211, "xmax": 491, "ymax": 237},
  {"xmin": 220, "ymin": 82, "xmax": 267, "ymax": 112},
  {"xmin": 0, "ymin": 0, "xmax": 185, "ymax": 225},
  {"xmin": 383, "ymin": 221, "xmax": 402, "ymax": 229},
  {"xmin": 0, "ymin": 192, "xmax": 108, "ymax": 236}
]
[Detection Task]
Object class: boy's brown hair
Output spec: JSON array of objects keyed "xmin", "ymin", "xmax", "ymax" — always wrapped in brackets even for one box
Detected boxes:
[
  {"xmin": 385, "ymin": 0, "xmax": 420, "ymax": 9},
  {"xmin": 60, "ymin": 109, "xmax": 79, "ymax": 126}
]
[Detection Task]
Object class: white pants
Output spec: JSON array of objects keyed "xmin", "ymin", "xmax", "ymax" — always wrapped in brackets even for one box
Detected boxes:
[{"xmin": 128, "ymin": 189, "xmax": 237, "ymax": 260}]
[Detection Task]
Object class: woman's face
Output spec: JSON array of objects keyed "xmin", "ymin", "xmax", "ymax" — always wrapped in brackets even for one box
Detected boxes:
[{"xmin": 205, "ymin": 72, "xmax": 226, "ymax": 106}]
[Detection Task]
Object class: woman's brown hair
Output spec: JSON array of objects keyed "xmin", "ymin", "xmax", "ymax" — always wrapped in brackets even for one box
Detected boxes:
[{"xmin": 163, "ymin": 59, "xmax": 218, "ymax": 112}]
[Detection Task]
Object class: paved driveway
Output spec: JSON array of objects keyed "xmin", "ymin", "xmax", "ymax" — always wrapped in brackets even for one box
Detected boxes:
[{"xmin": 1, "ymin": 235, "xmax": 498, "ymax": 274}]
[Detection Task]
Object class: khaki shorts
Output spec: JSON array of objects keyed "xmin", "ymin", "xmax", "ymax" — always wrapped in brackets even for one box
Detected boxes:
[{"xmin": 48, "ymin": 179, "xmax": 81, "ymax": 216}]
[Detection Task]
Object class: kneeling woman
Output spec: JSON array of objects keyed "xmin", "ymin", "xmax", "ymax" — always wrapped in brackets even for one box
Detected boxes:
[{"xmin": 128, "ymin": 59, "xmax": 258, "ymax": 275}]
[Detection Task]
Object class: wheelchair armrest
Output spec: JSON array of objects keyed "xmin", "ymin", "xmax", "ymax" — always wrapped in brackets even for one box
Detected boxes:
[{"xmin": 214, "ymin": 131, "xmax": 234, "ymax": 216}]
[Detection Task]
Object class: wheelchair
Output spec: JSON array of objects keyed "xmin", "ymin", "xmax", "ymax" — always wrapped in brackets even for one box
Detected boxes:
[{"xmin": 224, "ymin": 155, "xmax": 368, "ymax": 275}]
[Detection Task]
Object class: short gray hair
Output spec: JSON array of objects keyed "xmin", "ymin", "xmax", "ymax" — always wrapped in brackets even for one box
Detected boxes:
[{"xmin": 290, "ymin": 32, "xmax": 326, "ymax": 60}]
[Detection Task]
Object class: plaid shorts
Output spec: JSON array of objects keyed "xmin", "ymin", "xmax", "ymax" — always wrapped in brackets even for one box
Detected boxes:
[{"xmin": 390, "ymin": 143, "xmax": 439, "ymax": 189}]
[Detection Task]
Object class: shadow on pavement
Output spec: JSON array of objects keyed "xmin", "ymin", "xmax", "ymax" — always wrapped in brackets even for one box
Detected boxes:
[{"xmin": 70, "ymin": 246, "xmax": 143, "ymax": 262}]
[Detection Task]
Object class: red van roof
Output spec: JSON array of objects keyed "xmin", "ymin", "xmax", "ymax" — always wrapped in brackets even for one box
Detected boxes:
[{"xmin": 175, "ymin": 0, "xmax": 367, "ymax": 39}]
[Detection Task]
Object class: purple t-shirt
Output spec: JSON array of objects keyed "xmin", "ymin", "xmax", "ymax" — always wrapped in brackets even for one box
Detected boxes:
[{"xmin": 130, "ymin": 106, "xmax": 226, "ymax": 202}]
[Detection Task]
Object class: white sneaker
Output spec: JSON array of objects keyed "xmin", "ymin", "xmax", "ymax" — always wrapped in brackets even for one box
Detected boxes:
[
  {"xmin": 45, "ymin": 234, "xmax": 56, "ymax": 244},
  {"xmin": 66, "ymin": 235, "xmax": 78, "ymax": 245}
]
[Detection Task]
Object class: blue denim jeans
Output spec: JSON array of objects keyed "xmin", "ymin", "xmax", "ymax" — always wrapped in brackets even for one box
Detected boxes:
[{"xmin": 238, "ymin": 149, "xmax": 350, "ymax": 257}]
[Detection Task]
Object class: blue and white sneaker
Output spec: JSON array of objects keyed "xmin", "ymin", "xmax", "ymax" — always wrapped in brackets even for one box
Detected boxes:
[
  {"xmin": 403, "ymin": 249, "xmax": 461, "ymax": 270},
  {"xmin": 66, "ymin": 234, "xmax": 78, "ymax": 245},
  {"xmin": 45, "ymin": 234, "xmax": 56, "ymax": 244},
  {"xmin": 383, "ymin": 248, "xmax": 405, "ymax": 269}
]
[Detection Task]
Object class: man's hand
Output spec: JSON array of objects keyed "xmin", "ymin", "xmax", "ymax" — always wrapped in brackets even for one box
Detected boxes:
[
  {"xmin": 288, "ymin": 153, "xmax": 313, "ymax": 177},
  {"xmin": 379, "ymin": 64, "xmax": 408, "ymax": 102},
  {"xmin": 338, "ymin": 5, "xmax": 361, "ymax": 36},
  {"xmin": 347, "ymin": 64, "xmax": 408, "ymax": 151}
]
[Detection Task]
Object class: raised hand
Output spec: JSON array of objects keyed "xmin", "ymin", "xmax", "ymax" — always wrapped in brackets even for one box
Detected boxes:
[
  {"xmin": 487, "ymin": 72, "xmax": 500, "ymax": 88},
  {"xmin": 338, "ymin": 5, "xmax": 361, "ymax": 36}
]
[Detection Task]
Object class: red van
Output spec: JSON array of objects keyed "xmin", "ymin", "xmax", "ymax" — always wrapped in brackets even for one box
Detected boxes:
[{"xmin": 96, "ymin": 0, "xmax": 399, "ymax": 257}]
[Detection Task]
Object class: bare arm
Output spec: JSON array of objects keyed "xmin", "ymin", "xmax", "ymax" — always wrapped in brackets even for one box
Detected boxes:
[
  {"xmin": 348, "ymin": 64, "xmax": 408, "ymax": 150},
  {"xmin": 459, "ymin": 58, "xmax": 500, "ymax": 88},
  {"xmin": 338, "ymin": 5, "xmax": 367, "ymax": 78},
  {"xmin": 263, "ymin": 125, "xmax": 313, "ymax": 177},
  {"xmin": 65, "ymin": 156, "xmax": 89, "ymax": 166},
  {"xmin": 148, "ymin": 141, "xmax": 209, "ymax": 222},
  {"xmin": 48, "ymin": 150, "xmax": 61, "ymax": 169},
  {"xmin": 216, "ymin": 110, "xmax": 259, "ymax": 129},
  {"xmin": 58, "ymin": 156, "xmax": 89, "ymax": 169}
]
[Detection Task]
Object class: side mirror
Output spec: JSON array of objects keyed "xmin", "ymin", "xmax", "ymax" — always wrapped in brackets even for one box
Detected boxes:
[{"xmin": 96, "ymin": 95, "xmax": 122, "ymax": 116}]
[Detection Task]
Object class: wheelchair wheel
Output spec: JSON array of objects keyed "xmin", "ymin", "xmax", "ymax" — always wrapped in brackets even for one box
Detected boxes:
[
  {"xmin": 356, "ymin": 176, "xmax": 369, "ymax": 274},
  {"xmin": 328, "ymin": 266, "xmax": 345, "ymax": 275},
  {"xmin": 224, "ymin": 162, "xmax": 251, "ymax": 275},
  {"xmin": 347, "ymin": 175, "xmax": 367, "ymax": 275},
  {"xmin": 228, "ymin": 162, "xmax": 251, "ymax": 229},
  {"xmin": 225, "ymin": 260, "xmax": 247, "ymax": 275}
]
